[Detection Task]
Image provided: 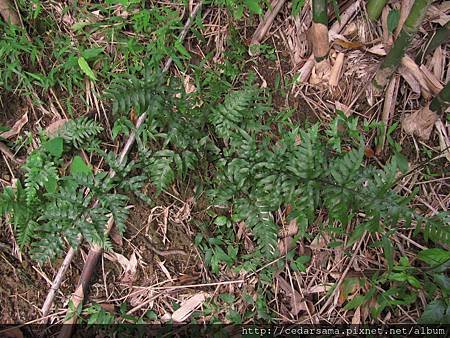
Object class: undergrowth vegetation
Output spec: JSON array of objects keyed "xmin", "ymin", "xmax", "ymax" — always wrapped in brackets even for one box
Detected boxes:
[
  {"xmin": 0, "ymin": 0, "xmax": 449, "ymax": 327},
  {"xmin": 2, "ymin": 70, "xmax": 449, "ymax": 323}
]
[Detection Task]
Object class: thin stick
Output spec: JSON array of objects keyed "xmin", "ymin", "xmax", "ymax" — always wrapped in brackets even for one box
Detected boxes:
[
  {"xmin": 41, "ymin": 242, "xmax": 78, "ymax": 317},
  {"xmin": 249, "ymin": 0, "xmax": 287, "ymax": 55},
  {"xmin": 57, "ymin": 4, "xmax": 203, "ymax": 337},
  {"xmin": 375, "ymin": 75, "xmax": 399, "ymax": 155}
]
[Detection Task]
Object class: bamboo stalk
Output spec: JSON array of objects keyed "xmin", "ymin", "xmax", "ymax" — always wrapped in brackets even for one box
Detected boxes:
[
  {"xmin": 57, "ymin": 4, "xmax": 203, "ymax": 337},
  {"xmin": 367, "ymin": 0, "xmax": 388, "ymax": 21},
  {"xmin": 298, "ymin": 0, "xmax": 361, "ymax": 83},
  {"xmin": 311, "ymin": 0, "xmax": 329, "ymax": 62},
  {"xmin": 373, "ymin": 0, "xmax": 433, "ymax": 90}
]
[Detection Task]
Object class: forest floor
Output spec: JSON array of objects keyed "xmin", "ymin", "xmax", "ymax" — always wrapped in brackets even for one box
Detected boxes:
[{"xmin": 0, "ymin": 0, "xmax": 449, "ymax": 332}]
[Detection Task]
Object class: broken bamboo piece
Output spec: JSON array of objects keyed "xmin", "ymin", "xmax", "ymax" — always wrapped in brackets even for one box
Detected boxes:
[
  {"xmin": 298, "ymin": 0, "xmax": 361, "ymax": 83},
  {"xmin": 56, "ymin": 4, "xmax": 203, "ymax": 337}
]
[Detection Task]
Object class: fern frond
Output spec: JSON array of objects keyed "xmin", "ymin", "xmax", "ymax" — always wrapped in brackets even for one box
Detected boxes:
[
  {"xmin": 234, "ymin": 198, "xmax": 278, "ymax": 258},
  {"xmin": 23, "ymin": 152, "xmax": 59, "ymax": 204},
  {"xmin": 108, "ymin": 72, "xmax": 167, "ymax": 115},
  {"xmin": 286, "ymin": 125, "xmax": 325, "ymax": 180},
  {"xmin": 59, "ymin": 117, "xmax": 103, "ymax": 149},
  {"xmin": 209, "ymin": 90, "xmax": 256, "ymax": 141},
  {"xmin": 323, "ymin": 145, "xmax": 364, "ymax": 224},
  {"xmin": 17, "ymin": 220, "xmax": 38, "ymax": 248},
  {"xmin": 147, "ymin": 150, "xmax": 175, "ymax": 194},
  {"xmin": 99, "ymin": 194, "xmax": 129, "ymax": 235},
  {"xmin": 416, "ymin": 213, "xmax": 450, "ymax": 245}
]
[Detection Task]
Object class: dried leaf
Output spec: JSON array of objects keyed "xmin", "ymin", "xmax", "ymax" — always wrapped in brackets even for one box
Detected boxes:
[
  {"xmin": 431, "ymin": 47, "xmax": 444, "ymax": 80},
  {"xmin": 115, "ymin": 252, "xmax": 138, "ymax": 285},
  {"xmin": 334, "ymin": 38, "xmax": 363, "ymax": 50},
  {"xmin": 435, "ymin": 119, "xmax": 450, "ymax": 162},
  {"xmin": 401, "ymin": 56, "xmax": 432, "ymax": 99},
  {"xmin": 399, "ymin": 65, "xmax": 421, "ymax": 94},
  {"xmin": 278, "ymin": 236, "xmax": 295, "ymax": 255},
  {"xmin": 310, "ymin": 233, "xmax": 328, "ymax": 249},
  {"xmin": 279, "ymin": 219, "xmax": 299, "ymax": 238},
  {"xmin": 427, "ymin": 5, "xmax": 450, "ymax": 26},
  {"xmin": 0, "ymin": 112, "xmax": 28, "ymax": 139},
  {"xmin": 420, "ymin": 65, "xmax": 443, "ymax": 95},
  {"xmin": 171, "ymin": 293, "xmax": 206, "ymax": 322},
  {"xmin": 402, "ymin": 104, "xmax": 438, "ymax": 140},
  {"xmin": 276, "ymin": 275, "xmax": 310, "ymax": 316},
  {"xmin": 352, "ymin": 306, "xmax": 362, "ymax": 324},
  {"xmin": 99, "ymin": 303, "xmax": 115, "ymax": 313},
  {"xmin": 109, "ymin": 224, "xmax": 123, "ymax": 246},
  {"xmin": 45, "ymin": 118, "xmax": 68, "ymax": 137},
  {"xmin": 0, "ymin": 0, "xmax": 20, "ymax": 25},
  {"xmin": 183, "ymin": 75, "xmax": 196, "ymax": 94},
  {"xmin": 335, "ymin": 101, "xmax": 353, "ymax": 117},
  {"xmin": 366, "ymin": 44, "xmax": 386, "ymax": 56}
]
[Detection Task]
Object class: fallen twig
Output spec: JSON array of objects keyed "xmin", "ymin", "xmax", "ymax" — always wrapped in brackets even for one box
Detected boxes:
[
  {"xmin": 249, "ymin": 0, "xmax": 287, "ymax": 56},
  {"xmin": 0, "ymin": 142, "xmax": 24, "ymax": 164},
  {"xmin": 375, "ymin": 75, "xmax": 399, "ymax": 155},
  {"xmin": 56, "ymin": 3, "xmax": 203, "ymax": 337}
]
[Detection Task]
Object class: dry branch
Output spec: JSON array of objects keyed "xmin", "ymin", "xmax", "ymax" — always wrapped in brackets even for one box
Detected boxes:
[
  {"xmin": 249, "ymin": 0, "xmax": 286, "ymax": 56},
  {"xmin": 376, "ymin": 75, "xmax": 399, "ymax": 155},
  {"xmin": 55, "ymin": 4, "xmax": 203, "ymax": 337}
]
